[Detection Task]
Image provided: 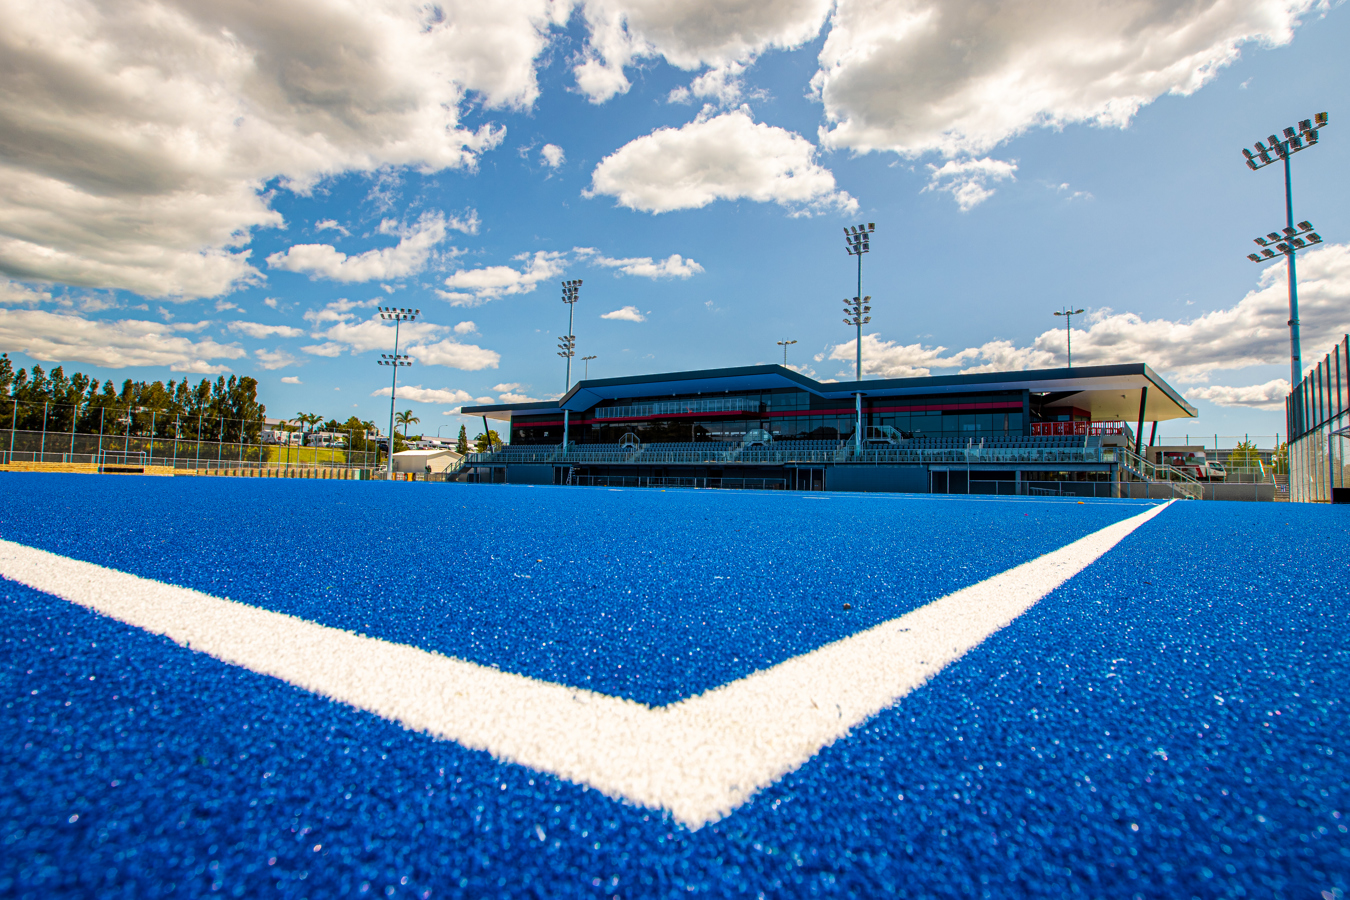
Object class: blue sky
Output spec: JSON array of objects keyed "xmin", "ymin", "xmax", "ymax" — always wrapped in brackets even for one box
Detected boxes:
[{"xmin": 1, "ymin": 0, "xmax": 1347, "ymax": 444}]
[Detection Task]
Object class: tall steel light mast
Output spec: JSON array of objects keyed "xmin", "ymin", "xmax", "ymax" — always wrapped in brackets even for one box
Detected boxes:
[
  {"xmin": 377, "ymin": 307, "xmax": 418, "ymax": 478},
  {"xmin": 1053, "ymin": 307, "xmax": 1085, "ymax": 368},
  {"xmin": 1241, "ymin": 112, "xmax": 1328, "ymax": 399},
  {"xmin": 843, "ymin": 223, "xmax": 875, "ymax": 452},
  {"xmin": 776, "ymin": 339, "xmax": 797, "ymax": 366},
  {"xmin": 559, "ymin": 280, "xmax": 581, "ymax": 446}
]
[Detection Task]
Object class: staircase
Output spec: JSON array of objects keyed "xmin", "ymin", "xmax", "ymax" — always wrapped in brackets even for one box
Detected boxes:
[
  {"xmin": 1272, "ymin": 473, "xmax": 1290, "ymax": 502},
  {"xmin": 1116, "ymin": 448, "xmax": 1205, "ymax": 501}
]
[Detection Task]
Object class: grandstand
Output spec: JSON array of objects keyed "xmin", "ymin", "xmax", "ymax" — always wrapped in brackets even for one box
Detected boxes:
[{"xmin": 458, "ymin": 363, "xmax": 1223, "ymax": 497}]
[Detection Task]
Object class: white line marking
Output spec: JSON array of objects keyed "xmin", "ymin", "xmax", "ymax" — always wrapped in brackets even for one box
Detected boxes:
[{"xmin": 0, "ymin": 501, "xmax": 1171, "ymax": 829}]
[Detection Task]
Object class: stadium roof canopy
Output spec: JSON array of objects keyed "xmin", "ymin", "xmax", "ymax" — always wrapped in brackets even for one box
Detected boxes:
[{"xmin": 463, "ymin": 363, "xmax": 1197, "ymax": 424}]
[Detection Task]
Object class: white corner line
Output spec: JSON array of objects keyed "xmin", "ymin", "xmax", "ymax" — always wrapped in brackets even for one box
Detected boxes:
[{"xmin": 0, "ymin": 500, "xmax": 1173, "ymax": 829}]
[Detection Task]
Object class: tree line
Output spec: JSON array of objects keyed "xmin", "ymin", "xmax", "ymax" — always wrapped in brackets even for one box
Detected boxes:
[{"xmin": 0, "ymin": 353, "xmax": 265, "ymax": 443}]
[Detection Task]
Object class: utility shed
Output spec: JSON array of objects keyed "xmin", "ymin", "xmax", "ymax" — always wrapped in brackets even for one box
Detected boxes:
[{"xmin": 391, "ymin": 449, "xmax": 462, "ymax": 474}]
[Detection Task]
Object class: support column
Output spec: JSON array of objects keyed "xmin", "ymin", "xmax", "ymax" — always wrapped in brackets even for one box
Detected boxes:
[{"xmin": 1134, "ymin": 387, "xmax": 1148, "ymax": 459}]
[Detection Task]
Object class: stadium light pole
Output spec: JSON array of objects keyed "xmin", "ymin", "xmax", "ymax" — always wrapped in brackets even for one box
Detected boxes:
[
  {"xmin": 559, "ymin": 279, "xmax": 581, "ymax": 446},
  {"xmin": 581, "ymin": 355, "xmax": 596, "ymax": 380},
  {"xmin": 843, "ymin": 223, "xmax": 875, "ymax": 452},
  {"xmin": 1053, "ymin": 307, "xmax": 1085, "ymax": 368},
  {"xmin": 777, "ymin": 339, "xmax": 797, "ymax": 367},
  {"xmin": 378, "ymin": 306, "xmax": 418, "ymax": 478},
  {"xmin": 1241, "ymin": 112, "xmax": 1328, "ymax": 395}
]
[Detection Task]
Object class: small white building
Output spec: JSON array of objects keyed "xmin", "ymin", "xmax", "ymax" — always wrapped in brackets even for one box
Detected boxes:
[{"xmin": 391, "ymin": 448, "xmax": 463, "ymax": 474}]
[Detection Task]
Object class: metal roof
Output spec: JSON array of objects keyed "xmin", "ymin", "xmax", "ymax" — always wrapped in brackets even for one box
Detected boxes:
[{"xmin": 463, "ymin": 363, "xmax": 1197, "ymax": 423}]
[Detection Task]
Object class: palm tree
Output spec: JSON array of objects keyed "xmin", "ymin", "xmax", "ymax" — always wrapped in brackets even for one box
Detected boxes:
[{"xmin": 395, "ymin": 409, "xmax": 420, "ymax": 439}]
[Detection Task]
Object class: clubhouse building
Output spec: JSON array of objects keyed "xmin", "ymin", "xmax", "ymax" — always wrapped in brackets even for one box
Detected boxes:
[{"xmin": 461, "ymin": 363, "xmax": 1197, "ymax": 496}]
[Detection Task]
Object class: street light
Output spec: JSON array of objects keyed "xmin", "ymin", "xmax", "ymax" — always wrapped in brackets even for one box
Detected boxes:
[
  {"xmin": 776, "ymin": 339, "xmax": 797, "ymax": 367},
  {"xmin": 559, "ymin": 279, "xmax": 582, "ymax": 446},
  {"xmin": 378, "ymin": 306, "xmax": 418, "ymax": 478},
  {"xmin": 1241, "ymin": 112, "xmax": 1328, "ymax": 409},
  {"xmin": 581, "ymin": 355, "xmax": 597, "ymax": 379},
  {"xmin": 1053, "ymin": 307, "xmax": 1085, "ymax": 368},
  {"xmin": 842, "ymin": 223, "xmax": 875, "ymax": 453}
]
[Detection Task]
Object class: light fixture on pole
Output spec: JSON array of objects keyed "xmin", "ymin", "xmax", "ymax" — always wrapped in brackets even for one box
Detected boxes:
[
  {"xmin": 581, "ymin": 355, "xmax": 597, "ymax": 379},
  {"xmin": 1241, "ymin": 111, "xmax": 1328, "ymax": 421},
  {"xmin": 559, "ymin": 279, "xmax": 581, "ymax": 447},
  {"xmin": 1053, "ymin": 307, "xmax": 1085, "ymax": 368},
  {"xmin": 378, "ymin": 306, "xmax": 418, "ymax": 478},
  {"xmin": 843, "ymin": 223, "xmax": 875, "ymax": 453},
  {"xmin": 776, "ymin": 339, "xmax": 797, "ymax": 367}
]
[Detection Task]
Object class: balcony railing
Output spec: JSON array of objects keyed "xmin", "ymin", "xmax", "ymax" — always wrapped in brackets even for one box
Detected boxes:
[{"xmin": 593, "ymin": 396, "xmax": 753, "ymax": 420}]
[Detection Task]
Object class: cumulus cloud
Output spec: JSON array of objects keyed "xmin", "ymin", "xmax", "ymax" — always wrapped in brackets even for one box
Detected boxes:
[
  {"xmin": 370, "ymin": 385, "xmax": 493, "ymax": 405},
  {"xmin": 453, "ymin": 321, "xmax": 478, "ymax": 335},
  {"xmin": 0, "ymin": 1, "xmax": 560, "ymax": 299},
  {"xmin": 574, "ymin": 0, "xmax": 832, "ymax": 103},
  {"xmin": 924, "ymin": 158, "xmax": 1018, "ymax": 211},
  {"xmin": 499, "ymin": 391, "xmax": 542, "ymax": 403},
  {"xmin": 1187, "ymin": 379, "xmax": 1291, "ymax": 409},
  {"xmin": 281, "ymin": 376, "xmax": 303, "ymax": 384},
  {"xmin": 228, "ymin": 321, "xmax": 306, "ymax": 339},
  {"xmin": 267, "ymin": 212, "xmax": 459, "ymax": 283},
  {"xmin": 0, "ymin": 308, "xmax": 244, "ymax": 371},
  {"xmin": 438, "ymin": 251, "xmax": 568, "ymax": 305},
  {"xmin": 601, "ymin": 306, "xmax": 647, "ymax": 322},
  {"xmin": 824, "ymin": 242, "xmax": 1350, "ymax": 386},
  {"xmin": 541, "ymin": 144, "xmax": 566, "ymax": 169},
  {"xmin": 409, "ymin": 339, "xmax": 501, "ymax": 371},
  {"xmin": 0, "ymin": 280, "xmax": 53, "ymax": 306},
  {"xmin": 297, "ymin": 301, "xmax": 500, "ymax": 370},
  {"xmin": 255, "ymin": 347, "xmax": 302, "ymax": 370},
  {"xmin": 314, "ymin": 220, "xmax": 351, "ymax": 237},
  {"xmin": 580, "ymin": 250, "xmax": 704, "ymax": 278},
  {"xmin": 588, "ymin": 108, "xmax": 856, "ymax": 214},
  {"xmin": 814, "ymin": 0, "xmax": 1321, "ymax": 158}
]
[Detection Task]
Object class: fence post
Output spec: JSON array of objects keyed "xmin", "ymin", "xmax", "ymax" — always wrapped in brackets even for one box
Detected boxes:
[
  {"xmin": 69, "ymin": 401, "xmax": 77, "ymax": 456},
  {"xmin": 9, "ymin": 398, "xmax": 16, "ymax": 461},
  {"xmin": 195, "ymin": 414, "xmax": 202, "ymax": 470},
  {"xmin": 97, "ymin": 406, "xmax": 104, "ymax": 461},
  {"xmin": 150, "ymin": 410, "xmax": 156, "ymax": 466},
  {"xmin": 41, "ymin": 401, "xmax": 47, "ymax": 461},
  {"xmin": 173, "ymin": 413, "xmax": 179, "ymax": 465}
]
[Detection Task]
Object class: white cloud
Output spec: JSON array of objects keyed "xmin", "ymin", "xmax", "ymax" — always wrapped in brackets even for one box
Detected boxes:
[
  {"xmin": 830, "ymin": 333, "xmax": 978, "ymax": 378},
  {"xmin": 453, "ymin": 320, "xmax": 478, "ymax": 335},
  {"xmin": 281, "ymin": 375, "xmax": 303, "ymax": 385},
  {"xmin": 582, "ymin": 251, "xmax": 704, "ymax": 278},
  {"xmin": 315, "ymin": 219, "xmax": 351, "ymax": 237},
  {"xmin": 0, "ymin": 308, "xmax": 244, "ymax": 371},
  {"xmin": 923, "ymin": 158, "xmax": 1018, "ymax": 211},
  {"xmin": 255, "ymin": 347, "xmax": 302, "ymax": 370},
  {"xmin": 370, "ymin": 385, "xmax": 493, "ymax": 405},
  {"xmin": 439, "ymin": 251, "xmax": 567, "ymax": 304},
  {"xmin": 410, "ymin": 339, "xmax": 501, "ymax": 371},
  {"xmin": 1187, "ymin": 379, "xmax": 1290, "ymax": 409},
  {"xmin": 300, "ymin": 342, "xmax": 345, "ymax": 358},
  {"xmin": 0, "ymin": 280, "xmax": 53, "ymax": 306},
  {"xmin": 267, "ymin": 212, "xmax": 457, "ymax": 283},
  {"xmin": 602, "ymin": 306, "xmax": 646, "ymax": 322},
  {"xmin": 825, "ymin": 242, "xmax": 1350, "ymax": 385},
  {"xmin": 574, "ymin": 0, "xmax": 832, "ymax": 102},
  {"xmin": 228, "ymin": 321, "xmax": 306, "ymax": 339},
  {"xmin": 492, "ymin": 382, "xmax": 521, "ymax": 392},
  {"xmin": 814, "ymin": 0, "xmax": 1321, "ymax": 159},
  {"xmin": 499, "ymin": 391, "xmax": 542, "ymax": 403},
  {"xmin": 0, "ymin": 1, "xmax": 560, "ymax": 299},
  {"xmin": 588, "ymin": 108, "xmax": 855, "ymax": 214},
  {"xmin": 263, "ymin": 297, "xmax": 279, "ymax": 309},
  {"xmin": 541, "ymin": 144, "xmax": 566, "ymax": 169},
  {"xmin": 215, "ymin": 300, "xmax": 241, "ymax": 312}
]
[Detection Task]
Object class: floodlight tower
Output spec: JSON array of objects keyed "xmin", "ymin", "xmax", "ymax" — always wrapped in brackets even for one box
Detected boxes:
[
  {"xmin": 1240, "ymin": 112, "xmax": 1328, "ymax": 396},
  {"xmin": 559, "ymin": 279, "xmax": 582, "ymax": 446},
  {"xmin": 581, "ymin": 355, "xmax": 597, "ymax": 379},
  {"xmin": 1053, "ymin": 307, "xmax": 1085, "ymax": 368},
  {"xmin": 377, "ymin": 307, "xmax": 418, "ymax": 478},
  {"xmin": 843, "ymin": 223, "xmax": 875, "ymax": 451},
  {"xmin": 777, "ymin": 339, "xmax": 797, "ymax": 367}
]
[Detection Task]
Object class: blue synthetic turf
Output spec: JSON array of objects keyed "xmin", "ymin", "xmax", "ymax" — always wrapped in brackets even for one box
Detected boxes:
[
  {"xmin": 1, "ymin": 476, "xmax": 1347, "ymax": 899},
  {"xmin": 0, "ymin": 476, "xmax": 1145, "ymax": 704}
]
